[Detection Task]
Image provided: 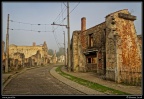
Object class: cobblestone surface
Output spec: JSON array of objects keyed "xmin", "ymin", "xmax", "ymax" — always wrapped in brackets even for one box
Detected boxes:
[{"xmin": 3, "ymin": 65, "xmax": 84, "ymax": 95}]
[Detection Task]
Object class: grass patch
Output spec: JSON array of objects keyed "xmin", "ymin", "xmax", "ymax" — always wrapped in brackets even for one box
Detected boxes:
[{"xmin": 56, "ymin": 65, "xmax": 131, "ymax": 95}]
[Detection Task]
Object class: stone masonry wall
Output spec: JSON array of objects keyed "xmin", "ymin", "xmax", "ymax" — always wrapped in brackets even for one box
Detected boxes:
[
  {"xmin": 84, "ymin": 22, "xmax": 106, "ymax": 73},
  {"xmin": 106, "ymin": 9, "xmax": 142, "ymax": 85},
  {"xmin": 137, "ymin": 35, "xmax": 142, "ymax": 56},
  {"xmin": 105, "ymin": 11, "xmax": 117, "ymax": 81},
  {"xmin": 10, "ymin": 52, "xmax": 25, "ymax": 70},
  {"xmin": 71, "ymin": 31, "xmax": 86, "ymax": 72},
  {"xmin": 78, "ymin": 33, "xmax": 87, "ymax": 72},
  {"xmin": 115, "ymin": 10, "xmax": 142, "ymax": 85},
  {"xmin": 9, "ymin": 45, "xmax": 43, "ymax": 59},
  {"xmin": 86, "ymin": 22, "xmax": 106, "ymax": 49},
  {"xmin": 71, "ymin": 31, "xmax": 79, "ymax": 72},
  {"xmin": 9, "ymin": 42, "xmax": 49, "ymax": 70}
]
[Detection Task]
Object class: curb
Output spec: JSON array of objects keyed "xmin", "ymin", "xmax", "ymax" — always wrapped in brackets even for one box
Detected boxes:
[{"xmin": 50, "ymin": 67, "xmax": 105, "ymax": 95}]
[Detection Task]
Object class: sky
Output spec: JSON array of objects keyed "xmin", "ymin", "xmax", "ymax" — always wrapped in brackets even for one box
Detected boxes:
[{"xmin": 2, "ymin": 1, "xmax": 142, "ymax": 52}]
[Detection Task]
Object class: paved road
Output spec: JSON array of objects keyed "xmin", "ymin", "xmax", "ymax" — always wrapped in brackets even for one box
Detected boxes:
[{"xmin": 3, "ymin": 65, "xmax": 85, "ymax": 95}]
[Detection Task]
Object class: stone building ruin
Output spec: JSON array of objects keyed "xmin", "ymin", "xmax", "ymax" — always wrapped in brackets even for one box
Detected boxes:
[
  {"xmin": 70, "ymin": 9, "xmax": 142, "ymax": 86},
  {"xmin": 2, "ymin": 41, "xmax": 50, "ymax": 72}
]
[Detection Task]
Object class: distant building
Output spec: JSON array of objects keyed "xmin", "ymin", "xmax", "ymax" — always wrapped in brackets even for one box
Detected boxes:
[
  {"xmin": 8, "ymin": 41, "xmax": 49, "ymax": 70},
  {"xmin": 57, "ymin": 55, "xmax": 65, "ymax": 63}
]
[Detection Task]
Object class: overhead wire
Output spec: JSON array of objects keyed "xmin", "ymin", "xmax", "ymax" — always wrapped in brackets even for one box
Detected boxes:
[
  {"xmin": 51, "ymin": 3, "xmax": 67, "ymax": 49},
  {"xmin": 52, "ymin": 2, "xmax": 80, "ymax": 50},
  {"xmin": 53, "ymin": 2, "xmax": 80, "ymax": 32},
  {"xmin": 52, "ymin": 26, "xmax": 61, "ymax": 49},
  {"xmin": 9, "ymin": 20, "xmax": 51, "ymax": 25},
  {"xmin": 9, "ymin": 28, "xmax": 52, "ymax": 33},
  {"xmin": 8, "ymin": 2, "xmax": 80, "ymax": 49}
]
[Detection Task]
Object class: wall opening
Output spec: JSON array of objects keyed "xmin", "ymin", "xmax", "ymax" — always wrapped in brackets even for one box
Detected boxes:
[
  {"xmin": 88, "ymin": 33, "xmax": 94, "ymax": 48},
  {"xmin": 86, "ymin": 53, "xmax": 97, "ymax": 71},
  {"xmin": 88, "ymin": 58, "xmax": 91, "ymax": 63}
]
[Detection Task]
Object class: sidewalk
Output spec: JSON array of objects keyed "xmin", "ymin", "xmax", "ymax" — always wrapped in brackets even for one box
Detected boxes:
[{"xmin": 60, "ymin": 66, "xmax": 142, "ymax": 95}]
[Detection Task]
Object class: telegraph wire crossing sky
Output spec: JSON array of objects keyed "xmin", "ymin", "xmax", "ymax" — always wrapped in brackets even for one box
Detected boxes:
[{"xmin": 2, "ymin": 2, "xmax": 142, "ymax": 52}]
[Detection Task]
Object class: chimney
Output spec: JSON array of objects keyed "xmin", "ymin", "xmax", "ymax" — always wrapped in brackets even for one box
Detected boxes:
[
  {"xmin": 81, "ymin": 17, "xmax": 86, "ymax": 31},
  {"xmin": 33, "ymin": 42, "xmax": 36, "ymax": 46}
]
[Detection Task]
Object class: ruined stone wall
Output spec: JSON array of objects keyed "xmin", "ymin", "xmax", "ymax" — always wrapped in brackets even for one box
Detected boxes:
[
  {"xmin": 105, "ymin": 12, "xmax": 117, "ymax": 81},
  {"xmin": 70, "ymin": 31, "xmax": 87, "ymax": 72},
  {"xmin": 31, "ymin": 55, "xmax": 37, "ymax": 66},
  {"xmin": 71, "ymin": 20, "xmax": 106, "ymax": 73},
  {"xmin": 84, "ymin": 22, "xmax": 106, "ymax": 73},
  {"xmin": 36, "ymin": 50, "xmax": 41, "ymax": 65},
  {"xmin": 70, "ymin": 9, "xmax": 141, "ymax": 85},
  {"xmin": 80, "ymin": 30, "xmax": 87, "ymax": 51},
  {"xmin": 9, "ymin": 42, "xmax": 49, "ymax": 68},
  {"xmin": 78, "ymin": 33, "xmax": 87, "ymax": 72},
  {"xmin": 137, "ymin": 35, "xmax": 142, "ymax": 56},
  {"xmin": 30, "ymin": 50, "xmax": 41, "ymax": 66},
  {"xmin": 9, "ymin": 45, "xmax": 43, "ymax": 59},
  {"xmin": 106, "ymin": 9, "xmax": 142, "ymax": 85},
  {"xmin": 71, "ymin": 31, "xmax": 79, "ymax": 72},
  {"xmin": 97, "ymin": 48, "xmax": 106, "ymax": 75},
  {"xmin": 10, "ymin": 52, "xmax": 25, "ymax": 70},
  {"xmin": 42, "ymin": 41, "xmax": 49, "ymax": 57},
  {"xmin": 86, "ymin": 22, "xmax": 106, "ymax": 49}
]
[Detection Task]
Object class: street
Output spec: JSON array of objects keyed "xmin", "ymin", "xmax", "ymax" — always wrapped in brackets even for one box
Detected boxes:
[{"xmin": 3, "ymin": 65, "xmax": 84, "ymax": 95}]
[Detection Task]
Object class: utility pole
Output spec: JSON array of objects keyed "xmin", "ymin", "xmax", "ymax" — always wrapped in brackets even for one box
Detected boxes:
[
  {"xmin": 63, "ymin": 31, "xmax": 66, "ymax": 67},
  {"xmin": 67, "ymin": 2, "xmax": 71, "ymax": 72},
  {"xmin": 51, "ymin": 2, "xmax": 71, "ymax": 71},
  {"xmin": 5, "ymin": 14, "xmax": 10, "ymax": 73}
]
